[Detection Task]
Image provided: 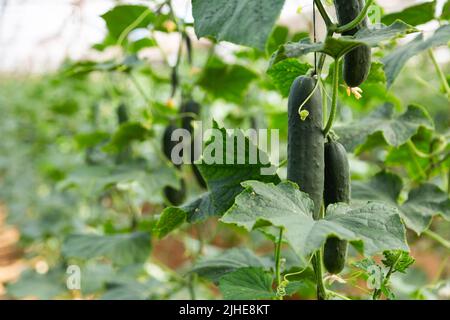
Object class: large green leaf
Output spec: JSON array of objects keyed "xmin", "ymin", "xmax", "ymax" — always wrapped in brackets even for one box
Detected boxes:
[
  {"xmin": 218, "ymin": 267, "xmax": 275, "ymax": 300},
  {"xmin": 333, "ymin": 103, "xmax": 434, "ymax": 152},
  {"xmin": 221, "ymin": 181, "xmax": 408, "ymax": 259},
  {"xmin": 352, "ymin": 171, "xmax": 450, "ymax": 234},
  {"xmin": 190, "ymin": 248, "xmax": 267, "ymax": 282},
  {"xmin": 271, "ymin": 21, "xmax": 416, "ymax": 65},
  {"xmin": 192, "ymin": 0, "xmax": 286, "ymax": 50},
  {"xmin": 62, "ymin": 232, "xmax": 151, "ymax": 266},
  {"xmin": 166, "ymin": 123, "xmax": 280, "ymax": 224},
  {"xmin": 197, "ymin": 56, "xmax": 258, "ymax": 103},
  {"xmin": 267, "ymin": 58, "xmax": 311, "ymax": 97},
  {"xmin": 382, "ymin": 1, "xmax": 437, "ymax": 26},
  {"xmin": 382, "ymin": 24, "xmax": 450, "ymax": 87}
]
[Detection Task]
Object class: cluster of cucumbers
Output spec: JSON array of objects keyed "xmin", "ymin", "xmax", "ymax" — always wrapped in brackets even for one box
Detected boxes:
[
  {"xmin": 287, "ymin": 1, "xmax": 371, "ymax": 274},
  {"xmin": 162, "ymin": 99, "xmax": 206, "ymax": 206}
]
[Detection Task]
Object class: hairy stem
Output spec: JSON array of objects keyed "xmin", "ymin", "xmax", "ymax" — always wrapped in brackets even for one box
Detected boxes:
[
  {"xmin": 335, "ymin": 0, "xmax": 374, "ymax": 34},
  {"xmin": 323, "ymin": 59, "xmax": 340, "ymax": 136}
]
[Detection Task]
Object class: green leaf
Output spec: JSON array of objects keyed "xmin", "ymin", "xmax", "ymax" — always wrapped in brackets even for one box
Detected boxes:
[
  {"xmin": 190, "ymin": 248, "xmax": 267, "ymax": 282},
  {"xmin": 266, "ymin": 25, "xmax": 289, "ymax": 54},
  {"xmin": 59, "ymin": 160, "xmax": 177, "ymax": 200},
  {"xmin": 442, "ymin": 1, "xmax": 450, "ymax": 20},
  {"xmin": 154, "ymin": 207, "xmax": 186, "ymax": 238},
  {"xmin": 6, "ymin": 268, "xmax": 66, "ymax": 299},
  {"xmin": 271, "ymin": 21, "xmax": 416, "ymax": 65},
  {"xmin": 383, "ymin": 24, "xmax": 450, "ymax": 87},
  {"xmin": 197, "ymin": 57, "xmax": 257, "ymax": 103},
  {"xmin": 382, "ymin": 1, "xmax": 436, "ymax": 26},
  {"xmin": 101, "ymin": 5, "xmax": 154, "ymax": 40},
  {"xmin": 382, "ymin": 250, "xmax": 415, "ymax": 273},
  {"xmin": 173, "ymin": 123, "xmax": 280, "ymax": 222},
  {"xmin": 101, "ymin": 281, "xmax": 154, "ymax": 300},
  {"xmin": 75, "ymin": 131, "xmax": 109, "ymax": 149},
  {"xmin": 352, "ymin": 171, "xmax": 450, "ymax": 234},
  {"xmin": 221, "ymin": 181, "xmax": 408, "ymax": 259},
  {"xmin": 218, "ymin": 267, "xmax": 275, "ymax": 300},
  {"xmin": 192, "ymin": 0, "xmax": 286, "ymax": 50},
  {"xmin": 267, "ymin": 58, "xmax": 311, "ymax": 97},
  {"xmin": 62, "ymin": 232, "xmax": 151, "ymax": 266},
  {"xmin": 104, "ymin": 122, "xmax": 152, "ymax": 152},
  {"xmin": 334, "ymin": 103, "xmax": 434, "ymax": 152}
]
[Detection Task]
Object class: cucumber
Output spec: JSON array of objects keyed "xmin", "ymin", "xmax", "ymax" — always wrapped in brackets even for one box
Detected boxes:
[
  {"xmin": 287, "ymin": 76, "xmax": 324, "ymax": 220},
  {"xmin": 334, "ymin": 0, "xmax": 371, "ymax": 87},
  {"xmin": 116, "ymin": 104, "xmax": 131, "ymax": 164},
  {"xmin": 116, "ymin": 103, "xmax": 129, "ymax": 124},
  {"xmin": 180, "ymin": 99, "xmax": 207, "ymax": 188},
  {"xmin": 163, "ymin": 124, "xmax": 186, "ymax": 205},
  {"xmin": 323, "ymin": 140, "xmax": 350, "ymax": 274}
]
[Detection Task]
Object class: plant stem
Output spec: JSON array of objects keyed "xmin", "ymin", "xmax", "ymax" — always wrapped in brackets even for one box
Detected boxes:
[
  {"xmin": 407, "ymin": 140, "xmax": 447, "ymax": 159},
  {"xmin": 428, "ymin": 49, "xmax": 450, "ymax": 99},
  {"xmin": 335, "ymin": 0, "xmax": 374, "ymax": 34},
  {"xmin": 323, "ymin": 59, "xmax": 340, "ymax": 136},
  {"xmin": 117, "ymin": 8, "xmax": 153, "ymax": 46},
  {"xmin": 274, "ymin": 227, "xmax": 284, "ymax": 300},
  {"xmin": 313, "ymin": 0, "xmax": 333, "ymax": 27},
  {"xmin": 312, "ymin": 249, "xmax": 328, "ymax": 300},
  {"xmin": 423, "ymin": 229, "xmax": 450, "ymax": 250}
]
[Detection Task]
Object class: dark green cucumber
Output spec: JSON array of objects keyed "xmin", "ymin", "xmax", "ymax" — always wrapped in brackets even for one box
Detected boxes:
[
  {"xmin": 180, "ymin": 99, "xmax": 207, "ymax": 188},
  {"xmin": 287, "ymin": 76, "xmax": 324, "ymax": 220},
  {"xmin": 117, "ymin": 103, "xmax": 129, "ymax": 124},
  {"xmin": 116, "ymin": 104, "xmax": 132, "ymax": 164},
  {"xmin": 163, "ymin": 124, "xmax": 186, "ymax": 205},
  {"xmin": 323, "ymin": 140, "xmax": 350, "ymax": 274},
  {"xmin": 334, "ymin": 0, "xmax": 371, "ymax": 87}
]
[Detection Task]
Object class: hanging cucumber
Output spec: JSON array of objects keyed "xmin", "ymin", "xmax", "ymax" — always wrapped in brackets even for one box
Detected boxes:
[
  {"xmin": 180, "ymin": 99, "xmax": 207, "ymax": 189},
  {"xmin": 287, "ymin": 76, "xmax": 324, "ymax": 220},
  {"xmin": 116, "ymin": 104, "xmax": 132, "ymax": 164},
  {"xmin": 162, "ymin": 124, "xmax": 186, "ymax": 206},
  {"xmin": 334, "ymin": 0, "xmax": 371, "ymax": 87},
  {"xmin": 323, "ymin": 139, "xmax": 350, "ymax": 274}
]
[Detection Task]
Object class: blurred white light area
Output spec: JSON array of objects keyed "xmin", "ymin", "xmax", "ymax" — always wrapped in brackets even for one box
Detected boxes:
[{"xmin": 0, "ymin": 0, "xmax": 448, "ymax": 74}]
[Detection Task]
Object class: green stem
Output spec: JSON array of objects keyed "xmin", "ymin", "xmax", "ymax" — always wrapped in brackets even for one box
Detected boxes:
[
  {"xmin": 335, "ymin": 0, "xmax": 374, "ymax": 34},
  {"xmin": 312, "ymin": 249, "xmax": 328, "ymax": 300},
  {"xmin": 423, "ymin": 229, "xmax": 450, "ymax": 250},
  {"xmin": 323, "ymin": 59, "xmax": 340, "ymax": 136},
  {"xmin": 313, "ymin": 0, "xmax": 334, "ymax": 27},
  {"xmin": 274, "ymin": 228, "xmax": 284, "ymax": 299},
  {"xmin": 117, "ymin": 8, "xmax": 152, "ymax": 46},
  {"xmin": 278, "ymin": 159, "xmax": 287, "ymax": 168},
  {"xmin": 407, "ymin": 140, "xmax": 447, "ymax": 159},
  {"xmin": 428, "ymin": 49, "xmax": 450, "ymax": 99}
]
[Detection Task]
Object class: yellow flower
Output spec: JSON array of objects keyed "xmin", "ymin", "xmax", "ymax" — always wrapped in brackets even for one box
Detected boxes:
[{"xmin": 346, "ymin": 86, "xmax": 363, "ymax": 100}]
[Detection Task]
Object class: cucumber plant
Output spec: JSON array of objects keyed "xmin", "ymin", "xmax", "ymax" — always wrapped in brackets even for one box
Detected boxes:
[{"xmin": 1, "ymin": 0, "xmax": 449, "ymax": 301}]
